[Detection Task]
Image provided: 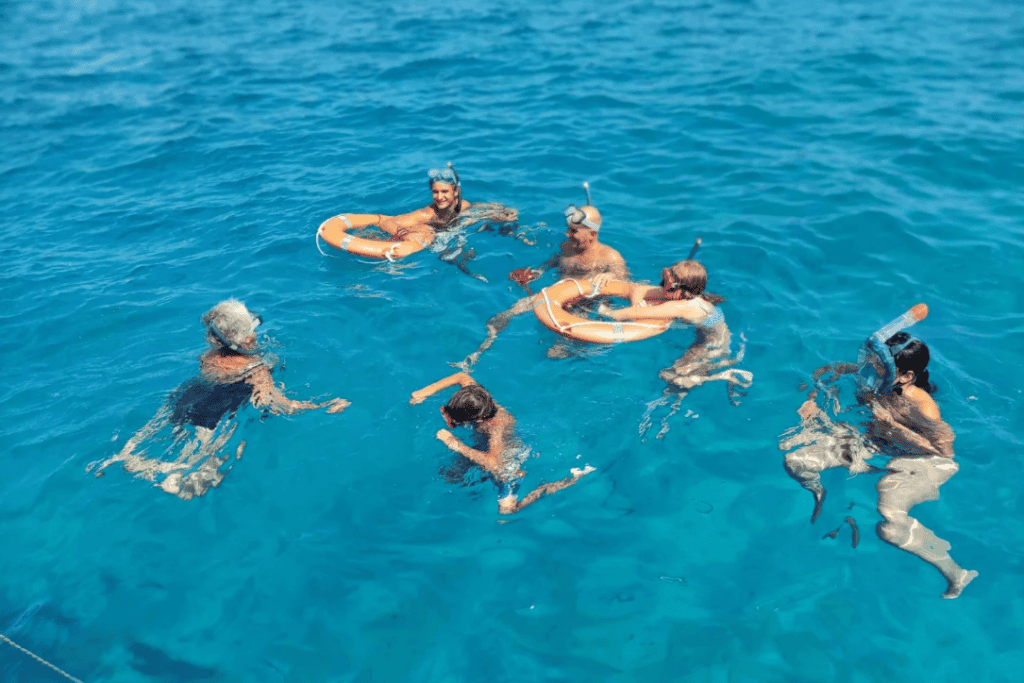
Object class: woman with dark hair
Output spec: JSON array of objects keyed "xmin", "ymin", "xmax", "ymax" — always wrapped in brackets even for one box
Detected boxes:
[
  {"xmin": 870, "ymin": 333, "xmax": 976, "ymax": 598},
  {"xmin": 781, "ymin": 311, "xmax": 976, "ymax": 598},
  {"xmin": 410, "ymin": 372, "xmax": 595, "ymax": 515}
]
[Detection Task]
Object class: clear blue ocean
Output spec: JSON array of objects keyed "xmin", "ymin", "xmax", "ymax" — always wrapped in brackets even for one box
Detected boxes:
[{"xmin": 2, "ymin": 0, "xmax": 1022, "ymax": 680}]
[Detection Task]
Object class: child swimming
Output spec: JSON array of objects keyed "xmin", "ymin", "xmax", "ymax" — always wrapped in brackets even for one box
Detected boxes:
[{"xmin": 410, "ymin": 372, "xmax": 595, "ymax": 515}]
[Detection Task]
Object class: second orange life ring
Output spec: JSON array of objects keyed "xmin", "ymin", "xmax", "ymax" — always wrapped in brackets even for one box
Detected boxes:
[{"xmin": 533, "ymin": 278, "xmax": 671, "ymax": 343}]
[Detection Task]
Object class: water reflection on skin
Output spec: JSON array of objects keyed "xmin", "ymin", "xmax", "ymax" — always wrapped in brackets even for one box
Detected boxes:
[
  {"xmin": 88, "ymin": 300, "xmax": 349, "ymax": 501},
  {"xmin": 781, "ymin": 352, "xmax": 977, "ymax": 599}
]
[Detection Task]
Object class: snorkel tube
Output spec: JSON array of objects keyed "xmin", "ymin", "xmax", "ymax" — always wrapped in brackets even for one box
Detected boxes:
[
  {"xmin": 582, "ymin": 181, "xmax": 593, "ymax": 206},
  {"xmin": 687, "ymin": 237, "xmax": 701, "ymax": 261},
  {"xmin": 856, "ymin": 303, "xmax": 928, "ymax": 393}
]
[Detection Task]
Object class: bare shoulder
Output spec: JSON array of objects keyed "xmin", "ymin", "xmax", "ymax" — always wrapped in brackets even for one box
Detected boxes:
[
  {"xmin": 460, "ymin": 199, "xmax": 471, "ymax": 210},
  {"xmin": 599, "ymin": 243, "xmax": 626, "ymax": 263},
  {"xmin": 906, "ymin": 386, "xmax": 942, "ymax": 422}
]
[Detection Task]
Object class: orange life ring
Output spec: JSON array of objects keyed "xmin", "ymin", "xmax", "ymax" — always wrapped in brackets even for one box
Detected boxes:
[
  {"xmin": 533, "ymin": 278, "xmax": 671, "ymax": 343},
  {"xmin": 317, "ymin": 214, "xmax": 429, "ymax": 261}
]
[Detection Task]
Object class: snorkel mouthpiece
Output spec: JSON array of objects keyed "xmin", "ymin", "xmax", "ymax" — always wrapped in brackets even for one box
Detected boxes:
[{"xmin": 856, "ymin": 303, "xmax": 928, "ymax": 393}]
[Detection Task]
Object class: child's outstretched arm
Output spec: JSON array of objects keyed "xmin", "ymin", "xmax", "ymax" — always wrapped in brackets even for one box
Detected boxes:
[
  {"xmin": 597, "ymin": 299, "xmax": 700, "ymax": 323},
  {"xmin": 248, "ymin": 366, "xmax": 349, "ymax": 415},
  {"xmin": 410, "ymin": 372, "xmax": 477, "ymax": 405}
]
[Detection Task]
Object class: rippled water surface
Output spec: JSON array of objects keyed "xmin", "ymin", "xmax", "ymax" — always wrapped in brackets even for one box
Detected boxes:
[{"xmin": 2, "ymin": 0, "xmax": 1023, "ymax": 680}]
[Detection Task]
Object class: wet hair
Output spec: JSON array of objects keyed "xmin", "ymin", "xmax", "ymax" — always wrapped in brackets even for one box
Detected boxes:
[
  {"xmin": 429, "ymin": 172, "xmax": 464, "ymax": 229},
  {"xmin": 664, "ymin": 260, "xmax": 725, "ymax": 305},
  {"xmin": 443, "ymin": 384, "xmax": 497, "ymax": 426},
  {"xmin": 886, "ymin": 332, "xmax": 937, "ymax": 394},
  {"xmin": 201, "ymin": 299, "xmax": 260, "ymax": 353}
]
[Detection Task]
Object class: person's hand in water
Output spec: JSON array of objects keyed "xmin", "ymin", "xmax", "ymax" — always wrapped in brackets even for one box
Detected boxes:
[
  {"xmin": 436, "ymin": 429, "xmax": 457, "ymax": 449},
  {"xmin": 509, "ymin": 268, "xmax": 541, "ymax": 286},
  {"xmin": 589, "ymin": 273, "xmax": 613, "ymax": 293},
  {"xmin": 325, "ymin": 398, "xmax": 351, "ymax": 414},
  {"xmin": 597, "ymin": 302, "xmax": 616, "ymax": 318}
]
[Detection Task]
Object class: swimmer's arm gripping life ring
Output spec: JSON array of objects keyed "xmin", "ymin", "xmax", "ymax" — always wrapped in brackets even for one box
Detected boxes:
[
  {"xmin": 533, "ymin": 278, "xmax": 671, "ymax": 344},
  {"xmin": 317, "ymin": 214, "xmax": 430, "ymax": 261}
]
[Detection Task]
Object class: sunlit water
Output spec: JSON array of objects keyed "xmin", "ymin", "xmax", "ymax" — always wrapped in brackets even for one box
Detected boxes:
[{"xmin": 2, "ymin": 0, "xmax": 1022, "ymax": 680}]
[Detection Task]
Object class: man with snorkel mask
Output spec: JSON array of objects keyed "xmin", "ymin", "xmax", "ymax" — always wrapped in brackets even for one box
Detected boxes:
[
  {"xmin": 453, "ymin": 183, "xmax": 628, "ymax": 370},
  {"xmin": 509, "ymin": 182, "xmax": 627, "ymax": 292}
]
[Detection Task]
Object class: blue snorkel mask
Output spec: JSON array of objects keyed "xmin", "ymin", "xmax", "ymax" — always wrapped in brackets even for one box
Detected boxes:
[
  {"xmin": 856, "ymin": 304, "xmax": 928, "ymax": 393},
  {"xmin": 428, "ymin": 162, "xmax": 460, "ymax": 187}
]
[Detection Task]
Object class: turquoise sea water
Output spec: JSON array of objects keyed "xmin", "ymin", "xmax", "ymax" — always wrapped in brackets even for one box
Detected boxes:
[{"xmin": 2, "ymin": 0, "xmax": 1023, "ymax": 680}]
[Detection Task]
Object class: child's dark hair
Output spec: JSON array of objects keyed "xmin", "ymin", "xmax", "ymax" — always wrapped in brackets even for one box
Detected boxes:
[
  {"xmin": 443, "ymin": 384, "xmax": 497, "ymax": 426},
  {"xmin": 666, "ymin": 260, "xmax": 725, "ymax": 305},
  {"xmin": 886, "ymin": 332, "xmax": 937, "ymax": 394}
]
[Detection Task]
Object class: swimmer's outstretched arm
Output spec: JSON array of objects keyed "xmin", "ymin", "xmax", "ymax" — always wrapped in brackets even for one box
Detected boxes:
[
  {"xmin": 341, "ymin": 214, "xmax": 390, "ymax": 228},
  {"xmin": 597, "ymin": 299, "xmax": 702, "ymax": 324},
  {"xmin": 502, "ymin": 465, "xmax": 597, "ymax": 514},
  {"xmin": 409, "ymin": 372, "xmax": 476, "ymax": 405},
  {"xmin": 379, "ymin": 207, "xmax": 435, "ymax": 236},
  {"xmin": 509, "ymin": 253, "xmax": 561, "ymax": 289},
  {"xmin": 247, "ymin": 366, "xmax": 349, "ymax": 415}
]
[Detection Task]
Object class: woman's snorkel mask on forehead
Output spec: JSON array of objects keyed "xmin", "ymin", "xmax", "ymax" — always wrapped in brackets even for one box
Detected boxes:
[
  {"xmin": 428, "ymin": 162, "xmax": 460, "ymax": 188},
  {"xmin": 856, "ymin": 303, "xmax": 928, "ymax": 393},
  {"xmin": 564, "ymin": 181, "xmax": 600, "ymax": 232}
]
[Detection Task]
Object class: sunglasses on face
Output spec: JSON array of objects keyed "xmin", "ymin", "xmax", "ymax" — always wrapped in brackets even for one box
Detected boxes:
[{"xmin": 564, "ymin": 205, "xmax": 599, "ymax": 230}]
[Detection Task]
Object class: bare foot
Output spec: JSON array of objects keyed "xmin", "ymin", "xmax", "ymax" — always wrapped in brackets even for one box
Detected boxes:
[
  {"xmin": 723, "ymin": 369, "xmax": 754, "ymax": 388},
  {"xmin": 160, "ymin": 473, "xmax": 182, "ymax": 495},
  {"xmin": 942, "ymin": 569, "xmax": 978, "ymax": 599},
  {"xmin": 810, "ymin": 489, "xmax": 825, "ymax": 524},
  {"xmin": 571, "ymin": 465, "xmax": 597, "ymax": 478}
]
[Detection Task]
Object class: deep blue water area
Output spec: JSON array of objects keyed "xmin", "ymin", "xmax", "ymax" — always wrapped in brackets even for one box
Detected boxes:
[{"xmin": 2, "ymin": 0, "xmax": 1023, "ymax": 681}]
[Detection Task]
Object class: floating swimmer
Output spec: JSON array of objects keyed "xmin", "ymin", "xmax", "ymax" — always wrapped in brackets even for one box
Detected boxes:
[
  {"xmin": 317, "ymin": 164, "xmax": 517, "ymax": 270},
  {"xmin": 781, "ymin": 304, "xmax": 977, "ymax": 598},
  {"xmin": 90, "ymin": 300, "xmax": 349, "ymax": 500},
  {"xmin": 454, "ymin": 183, "xmax": 629, "ymax": 368},
  {"xmin": 596, "ymin": 255, "xmax": 752, "ymax": 439},
  {"xmin": 410, "ymin": 372, "xmax": 596, "ymax": 515}
]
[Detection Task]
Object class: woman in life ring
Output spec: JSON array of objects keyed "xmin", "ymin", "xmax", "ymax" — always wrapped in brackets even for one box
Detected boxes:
[{"xmin": 318, "ymin": 164, "xmax": 470, "ymax": 260}]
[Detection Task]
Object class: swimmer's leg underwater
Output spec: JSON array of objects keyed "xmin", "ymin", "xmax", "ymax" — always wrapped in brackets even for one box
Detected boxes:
[
  {"xmin": 452, "ymin": 295, "xmax": 535, "ymax": 371},
  {"xmin": 497, "ymin": 466, "xmax": 596, "ymax": 515},
  {"xmin": 876, "ymin": 457, "xmax": 978, "ymax": 598}
]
